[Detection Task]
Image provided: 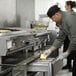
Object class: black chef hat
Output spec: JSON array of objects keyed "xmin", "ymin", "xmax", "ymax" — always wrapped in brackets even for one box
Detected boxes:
[{"xmin": 47, "ymin": 5, "xmax": 60, "ymax": 18}]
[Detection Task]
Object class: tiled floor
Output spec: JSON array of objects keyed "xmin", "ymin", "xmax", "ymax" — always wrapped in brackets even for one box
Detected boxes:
[
  {"xmin": 56, "ymin": 69, "xmax": 72, "ymax": 76},
  {"xmin": 36, "ymin": 69, "xmax": 72, "ymax": 76},
  {"xmin": 56, "ymin": 57, "xmax": 72, "ymax": 76}
]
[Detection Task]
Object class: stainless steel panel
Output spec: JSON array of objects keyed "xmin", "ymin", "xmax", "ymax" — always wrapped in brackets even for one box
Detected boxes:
[
  {"xmin": 27, "ymin": 58, "xmax": 63, "ymax": 76},
  {"xmin": 52, "ymin": 59, "xmax": 63, "ymax": 76},
  {"xmin": 0, "ymin": 0, "xmax": 17, "ymax": 27},
  {"xmin": 0, "ymin": 0, "xmax": 35, "ymax": 27},
  {"xmin": 16, "ymin": 0, "xmax": 35, "ymax": 27},
  {"xmin": 28, "ymin": 58, "xmax": 53, "ymax": 76},
  {"xmin": 0, "ymin": 30, "xmax": 35, "ymax": 56}
]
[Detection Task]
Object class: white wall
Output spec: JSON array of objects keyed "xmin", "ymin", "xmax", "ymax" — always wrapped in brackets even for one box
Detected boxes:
[
  {"xmin": 35, "ymin": 0, "xmax": 67, "ymax": 20},
  {"xmin": 35, "ymin": 0, "xmax": 76, "ymax": 31},
  {"xmin": 35, "ymin": 0, "xmax": 54, "ymax": 20}
]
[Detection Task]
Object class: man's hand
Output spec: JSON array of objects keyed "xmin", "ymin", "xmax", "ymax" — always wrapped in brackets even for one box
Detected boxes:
[
  {"xmin": 44, "ymin": 49, "xmax": 51, "ymax": 55},
  {"xmin": 40, "ymin": 49, "xmax": 52, "ymax": 60},
  {"xmin": 57, "ymin": 51, "xmax": 69, "ymax": 60}
]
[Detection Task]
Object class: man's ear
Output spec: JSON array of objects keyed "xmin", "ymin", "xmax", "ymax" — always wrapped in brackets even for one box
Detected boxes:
[{"xmin": 55, "ymin": 12, "xmax": 59, "ymax": 16}]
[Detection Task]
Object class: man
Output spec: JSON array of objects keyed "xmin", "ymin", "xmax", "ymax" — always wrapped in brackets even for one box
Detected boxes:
[
  {"xmin": 62, "ymin": 1, "xmax": 76, "ymax": 71},
  {"xmin": 40, "ymin": 5, "xmax": 76, "ymax": 76}
]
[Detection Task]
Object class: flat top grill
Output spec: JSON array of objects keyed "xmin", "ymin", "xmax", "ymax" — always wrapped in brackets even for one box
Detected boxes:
[
  {"xmin": 0, "ymin": 28, "xmax": 20, "ymax": 37},
  {"xmin": 0, "ymin": 28, "xmax": 19, "ymax": 32}
]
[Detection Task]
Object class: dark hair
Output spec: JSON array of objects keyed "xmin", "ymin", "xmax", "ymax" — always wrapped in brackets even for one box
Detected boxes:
[
  {"xmin": 47, "ymin": 5, "xmax": 60, "ymax": 18},
  {"xmin": 66, "ymin": 1, "xmax": 76, "ymax": 8}
]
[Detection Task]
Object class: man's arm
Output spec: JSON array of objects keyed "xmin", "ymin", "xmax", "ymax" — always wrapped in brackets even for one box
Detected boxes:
[{"xmin": 40, "ymin": 28, "xmax": 66, "ymax": 60}]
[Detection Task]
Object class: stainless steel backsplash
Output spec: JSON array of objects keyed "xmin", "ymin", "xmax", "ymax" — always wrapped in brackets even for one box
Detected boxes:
[{"xmin": 0, "ymin": 0, "xmax": 35, "ymax": 28}]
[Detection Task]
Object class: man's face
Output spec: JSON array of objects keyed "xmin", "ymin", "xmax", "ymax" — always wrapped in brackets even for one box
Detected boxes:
[{"xmin": 51, "ymin": 12, "xmax": 61, "ymax": 24}]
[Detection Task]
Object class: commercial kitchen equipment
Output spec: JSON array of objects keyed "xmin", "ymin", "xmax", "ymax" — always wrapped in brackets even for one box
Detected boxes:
[
  {"xmin": 25, "ymin": 29, "xmax": 63, "ymax": 76},
  {"xmin": 27, "ymin": 57, "xmax": 63, "ymax": 76},
  {"xmin": 28, "ymin": 29, "xmax": 50, "ymax": 48},
  {"xmin": 0, "ymin": 28, "xmax": 63, "ymax": 76},
  {"xmin": 0, "ymin": 28, "xmax": 41, "ymax": 76}
]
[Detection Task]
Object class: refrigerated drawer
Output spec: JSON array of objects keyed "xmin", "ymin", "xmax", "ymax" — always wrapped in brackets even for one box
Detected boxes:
[{"xmin": 27, "ymin": 58, "xmax": 63, "ymax": 76}]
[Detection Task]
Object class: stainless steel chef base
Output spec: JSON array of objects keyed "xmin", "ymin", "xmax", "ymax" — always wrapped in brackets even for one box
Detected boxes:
[
  {"xmin": 0, "ymin": 28, "xmax": 41, "ymax": 76},
  {"xmin": 0, "ymin": 55, "xmax": 63, "ymax": 76},
  {"xmin": 27, "ymin": 58, "xmax": 63, "ymax": 76},
  {"xmin": 0, "ymin": 53, "xmax": 40, "ymax": 76}
]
